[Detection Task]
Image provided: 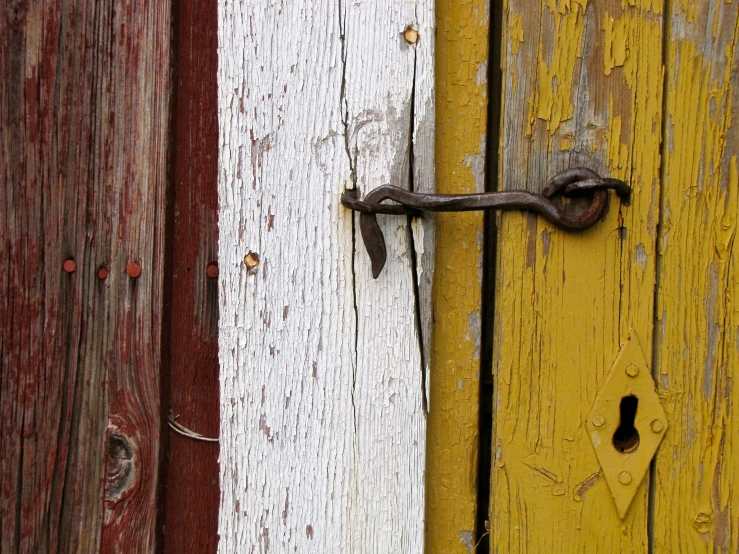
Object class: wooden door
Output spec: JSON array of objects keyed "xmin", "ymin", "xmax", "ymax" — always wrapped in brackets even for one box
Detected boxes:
[
  {"xmin": 489, "ymin": 1, "xmax": 739, "ymax": 552},
  {"xmin": 5, "ymin": 0, "xmax": 735, "ymax": 551},
  {"xmin": 216, "ymin": 1, "xmax": 739, "ymax": 552}
]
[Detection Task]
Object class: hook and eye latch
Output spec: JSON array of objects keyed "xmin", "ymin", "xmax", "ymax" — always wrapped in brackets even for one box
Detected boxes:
[{"xmin": 341, "ymin": 167, "xmax": 631, "ymax": 278}]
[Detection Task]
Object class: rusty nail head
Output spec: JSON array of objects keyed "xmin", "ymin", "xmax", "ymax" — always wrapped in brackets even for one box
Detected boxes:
[
  {"xmin": 618, "ymin": 471, "xmax": 633, "ymax": 485},
  {"xmin": 650, "ymin": 419, "xmax": 664, "ymax": 433},
  {"xmin": 98, "ymin": 267, "xmax": 109, "ymax": 280},
  {"xmin": 63, "ymin": 259, "xmax": 76, "ymax": 273},
  {"xmin": 592, "ymin": 415, "xmax": 605, "ymax": 428},
  {"xmin": 404, "ymin": 26, "xmax": 418, "ymax": 44},
  {"xmin": 207, "ymin": 264, "xmax": 219, "ymax": 278},
  {"xmin": 244, "ymin": 251, "xmax": 260, "ymax": 272},
  {"xmin": 625, "ymin": 364, "xmax": 639, "ymax": 377},
  {"xmin": 126, "ymin": 262, "xmax": 142, "ymax": 278}
]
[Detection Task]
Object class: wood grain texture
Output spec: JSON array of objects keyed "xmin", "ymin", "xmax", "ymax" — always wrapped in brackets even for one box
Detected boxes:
[
  {"xmin": 490, "ymin": 0, "xmax": 663, "ymax": 550},
  {"xmin": 0, "ymin": 1, "xmax": 170, "ymax": 552},
  {"xmin": 426, "ymin": 1, "xmax": 489, "ymax": 552},
  {"xmin": 163, "ymin": 0, "xmax": 220, "ymax": 551},
  {"xmin": 652, "ymin": 2, "xmax": 739, "ymax": 551},
  {"xmin": 217, "ymin": 0, "xmax": 433, "ymax": 552}
]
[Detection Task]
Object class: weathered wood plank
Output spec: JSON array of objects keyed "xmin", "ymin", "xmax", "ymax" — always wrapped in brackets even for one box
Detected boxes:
[
  {"xmin": 425, "ymin": 1, "xmax": 489, "ymax": 552},
  {"xmin": 652, "ymin": 2, "xmax": 739, "ymax": 551},
  {"xmin": 163, "ymin": 0, "xmax": 220, "ymax": 551},
  {"xmin": 0, "ymin": 1, "xmax": 170, "ymax": 552},
  {"xmin": 217, "ymin": 1, "xmax": 433, "ymax": 552},
  {"xmin": 489, "ymin": 0, "xmax": 663, "ymax": 550}
]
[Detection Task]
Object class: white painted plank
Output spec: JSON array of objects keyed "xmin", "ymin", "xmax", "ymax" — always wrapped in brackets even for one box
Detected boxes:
[{"xmin": 217, "ymin": 1, "xmax": 434, "ymax": 552}]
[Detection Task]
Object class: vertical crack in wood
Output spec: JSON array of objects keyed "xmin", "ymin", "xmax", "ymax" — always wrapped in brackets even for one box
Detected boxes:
[
  {"xmin": 338, "ymin": 0, "xmax": 359, "ymax": 441},
  {"xmin": 406, "ymin": 41, "xmax": 428, "ymax": 413},
  {"xmin": 338, "ymin": 0, "xmax": 356, "ymax": 190},
  {"xmin": 350, "ymin": 213, "xmax": 359, "ymax": 440},
  {"xmin": 648, "ymin": 4, "xmax": 673, "ymax": 550}
]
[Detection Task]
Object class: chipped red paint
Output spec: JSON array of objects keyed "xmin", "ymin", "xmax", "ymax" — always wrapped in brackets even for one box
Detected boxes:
[
  {"xmin": 1, "ymin": 1, "xmax": 171, "ymax": 552},
  {"xmin": 162, "ymin": 0, "xmax": 220, "ymax": 550}
]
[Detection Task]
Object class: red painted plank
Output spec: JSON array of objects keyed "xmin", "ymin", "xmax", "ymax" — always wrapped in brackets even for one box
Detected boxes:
[
  {"xmin": 1, "ymin": 1, "xmax": 171, "ymax": 552},
  {"xmin": 163, "ymin": 0, "xmax": 220, "ymax": 551}
]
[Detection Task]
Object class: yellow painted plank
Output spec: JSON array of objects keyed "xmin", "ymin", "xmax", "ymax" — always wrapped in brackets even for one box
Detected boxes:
[
  {"xmin": 490, "ymin": 0, "xmax": 664, "ymax": 550},
  {"xmin": 425, "ymin": 0, "xmax": 490, "ymax": 552},
  {"xmin": 652, "ymin": 2, "xmax": 739, "ymax": 551}
]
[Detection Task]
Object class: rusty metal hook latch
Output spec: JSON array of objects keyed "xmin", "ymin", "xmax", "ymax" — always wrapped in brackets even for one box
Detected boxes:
[{"xmin": 341, "ymin": 167, "xmax": 631, "ymax": 278}]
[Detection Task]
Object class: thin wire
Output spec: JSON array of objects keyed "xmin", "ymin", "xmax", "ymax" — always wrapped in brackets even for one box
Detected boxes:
[
  {"xmin": 471, "ymin": 531, "xmax": 490, "ymax": 552},
  {"xmin": 168, "ymin": 410, "xmax": 219, "ymax": 442}
]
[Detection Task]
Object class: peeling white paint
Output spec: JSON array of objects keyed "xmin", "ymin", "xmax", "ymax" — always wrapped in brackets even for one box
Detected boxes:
[{"xmin": 217, "ymin": 1, "xmax": 435, "ymax": 552}]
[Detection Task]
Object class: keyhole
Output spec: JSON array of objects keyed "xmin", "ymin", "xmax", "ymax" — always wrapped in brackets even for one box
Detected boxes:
[{"xmin": 612, "ymin": 395, "xmax": 640, "ymax": 453}]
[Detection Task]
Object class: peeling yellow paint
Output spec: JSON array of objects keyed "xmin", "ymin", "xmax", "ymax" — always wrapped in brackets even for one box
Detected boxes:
[
  {"xmin": 713, "ymin": 4, "xmax": 721, "ymax": 38},
  {"xmin": 716, "ymin": 155, "xmax": 737, "ymax": 259},
  {"xmin": 603, "ymin": 13, "xmax": 629, "ymax": 75},
  {"xmin": 492, "ymin": 0, "xmax": 666, "ymax": 550},
  {"xmin": 546, "ymin": 0, "xmax": 588, "ymax": 15},
  {"xmin": 607, "ymin": 98, "xmax": 629, "ymax": 170},
  {"xmin": 558, "ymin": 133, "xmax": 574, "ymax": 150},
  {"xmin": 510, "ymin": 14, "xmax": 524, "ymax": 55},
  {"xmin": 509, "ymin": 14, "xmax": 524, "ymax": 95},
  {"xmin": 653, "ymin": 6, "xmax": 739, "ymax": 547},
  {"xmin": 624, "ymin": 0, "xmax": 664, "ymax": 14},
  {"xmin": 527, "ymin": 1, "xmax": 588, "ymax": 135},
  {"xmin": 621, "ymin": 16, "xmax": 664, "ymax": 212},
  {"xmin": 679, "ymin": 0, "xmax": 697, "ymax": 21},
  {"xmin": 427, "ymin": 1, "xmax": 488, "ymax": 552}
]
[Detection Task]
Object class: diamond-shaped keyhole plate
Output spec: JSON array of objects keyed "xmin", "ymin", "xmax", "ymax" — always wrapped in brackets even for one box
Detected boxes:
[{"xmin": 587, "ymin": 332, "xmax": 668, "ymax": 519}]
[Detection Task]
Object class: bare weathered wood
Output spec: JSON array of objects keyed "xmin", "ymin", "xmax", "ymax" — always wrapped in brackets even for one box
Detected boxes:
[
  {"xmin": 217, "ymin": 0, "xmax": 434, "ymax": 551},
  {"xmin": 1, "ymin": 2, "xmax": 170, "ymax": 552},
  {"xmin": 163, "ymin": 0, "xmax": 220, "ymax": 551}
]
